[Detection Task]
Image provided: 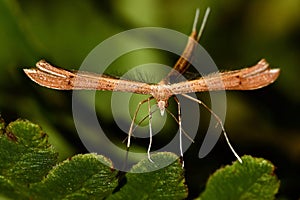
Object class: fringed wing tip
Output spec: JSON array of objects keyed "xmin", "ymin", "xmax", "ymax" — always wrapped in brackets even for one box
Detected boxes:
[
  {"xmin": 23, "ymin": 68, "xmax": 37, "ymax": 81},
  {"xmin": 268, "ymin": 68, "xmax": 280, "ymax": 83}
]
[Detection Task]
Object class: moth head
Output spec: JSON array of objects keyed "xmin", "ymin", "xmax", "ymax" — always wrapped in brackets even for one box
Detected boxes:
[{"xmin": 157, "ymin": 100, "xmax": 166, "ymax": 116}]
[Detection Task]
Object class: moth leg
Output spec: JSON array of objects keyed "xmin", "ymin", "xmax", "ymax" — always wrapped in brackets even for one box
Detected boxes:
[
  {"xmin": 173, "ymin": 96, "xmax": 184, "ymax": 167},
  {"xmin": 127, "ymin": 97, "xmax": 155, "ymax": 147},
  {"xmin": 181, "ymin": 93, "xmax": 243, "ymax": 163},
  {"xmin": 147, "ymin": 98, "xmax": 154, "ymax": 163},
  {"xmin": 165, "ymin": 108, "xmax": 194, "ymax": 143}
]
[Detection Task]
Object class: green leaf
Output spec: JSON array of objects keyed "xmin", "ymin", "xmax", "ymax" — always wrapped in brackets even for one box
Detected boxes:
[
  {"xmin": 108, "ymin": 152, "xmax": 188, "ymax": 200},
  {"xmin": 30, "ymin": 154, "xmax": 118, "ymax": 200},
  {"xmin": 0, "ymin": 118, "xmax": 281, "ymax": 199},
  {"xmin": 198, "ymin": 155, "xmax": 280, "ymax": 200},
  {"xmin": 0, "ymin": 117, "xmax": 5, "ymax": 133},
  {"xmin": 0, "ymin": 119, "xmax": 119, "ymax": 200},
  {"xmin": 0, "ymin": 176, "xmax": 15, "ymax": 200},
  {"xmin": 0, "ymin": 119, "xmax": 58, "ymax": 199}
]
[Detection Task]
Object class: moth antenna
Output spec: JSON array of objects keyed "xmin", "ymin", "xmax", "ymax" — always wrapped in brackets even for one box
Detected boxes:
[{"xmin": 197, "ymin": 7, "xmax": 211, "ymax": 41}]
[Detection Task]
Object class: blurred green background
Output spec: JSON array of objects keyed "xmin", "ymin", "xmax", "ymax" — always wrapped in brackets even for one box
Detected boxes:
[{"xmin": 0, "ymin": 0, "xmax": 299, "ymax": 199}]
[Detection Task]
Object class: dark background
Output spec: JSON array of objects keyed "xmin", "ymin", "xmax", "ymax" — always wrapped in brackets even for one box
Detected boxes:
[{"xmin": 0, "ymin": 0, "xmax": 299, "ymax": 199}]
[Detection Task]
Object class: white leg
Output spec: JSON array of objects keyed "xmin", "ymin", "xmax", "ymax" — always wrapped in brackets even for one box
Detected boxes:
[
  {"xmin": 181, "ymin": 93, "xmax": 243, "ymax": 163},
  {"xmin": 174, "ymin": 96, "xmax": 184, "ymax": 168},
  {"xmin": 128, "ymin": 98, "xmax": 152, "ymax": 148},
  {"xmin": 147, "ymin": 98, "xmax": 154, "ymax": 163},
  {"xmin": 165, "ymin": 108, "xmax": 194, "ymax": 143}
]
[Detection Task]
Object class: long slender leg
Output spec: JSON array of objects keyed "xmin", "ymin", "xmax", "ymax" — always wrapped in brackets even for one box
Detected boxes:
[
  {"xmin": 122, "ymin": 108, "xmax": 159, "ymax": 144},
  {"xmin": 127, "ymin": 97, "xmax": 154, "ymax": 148},
  {"xmin": 181, "ymin": 93, "xmax": 243, "ymax": 163},
  {"xmin": 147, "ymin": 98, "xmax": 154, "ymax": 163},
  {"xmin": 132, "ymin": 108, "xmax": 159, "ymax": 134},
  {"xmin": 173, "ymin": 96, "xmax": 184, "ymax": 167},
  {"xmin": 165, "ymin": 108, "xmax": 194, "ymax": 143}
]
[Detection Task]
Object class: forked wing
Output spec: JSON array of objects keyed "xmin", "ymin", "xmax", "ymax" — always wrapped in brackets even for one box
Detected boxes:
[
  {"xmin": 24, "ymin": 60, "xmax": 153, "ymax": 95},
  {"xmin": 170, "ymin": 59, "xmax": 280, "ymax": 94}
]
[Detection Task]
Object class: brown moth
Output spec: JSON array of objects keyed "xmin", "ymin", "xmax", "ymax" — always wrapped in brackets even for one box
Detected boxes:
[{"xmin": 24, "ymin": 8, "xmax": 280, "ymax": 164}]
